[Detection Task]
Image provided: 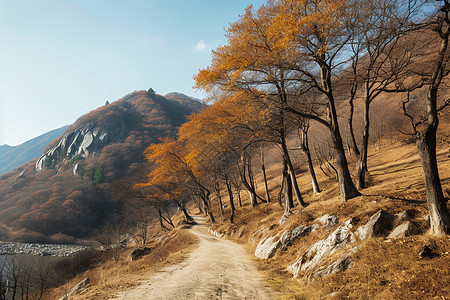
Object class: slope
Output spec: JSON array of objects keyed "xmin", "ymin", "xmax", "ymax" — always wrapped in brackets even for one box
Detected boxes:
[
  {"xmin": 0, "ymin": 126, "xmax": 68, "ymax": 175},
  {"xmin": 0, "ymin": 90, "xmax": 203, "ymax": 243}
]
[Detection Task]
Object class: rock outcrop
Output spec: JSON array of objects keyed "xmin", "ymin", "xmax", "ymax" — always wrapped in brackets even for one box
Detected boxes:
[
  {"xmin": 36, "ymin": 124, "xmax": 125, "ymax": 171},
  {"xmin": 315, "ymin": 214, "xmax": 339, "ymax": 229},
  {"xmin": 387, "ymin": 221, "xmax": 419, "ymax": 239},
  {"xmin": 356, "ymin": 210, "xmax": 394, "ymax": 240},
  {"xmin": 255, "ymin": 225, "xmax": 311, "ymax": 260},
  {"xmin": 308, "ymin": 246, "xmax": 359, "ymax": 280},
  {"xmin": 287, "ymin": 218, "xmax": 356, "ymax": 278}
]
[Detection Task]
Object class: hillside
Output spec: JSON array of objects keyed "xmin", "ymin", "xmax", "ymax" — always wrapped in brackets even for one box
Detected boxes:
[
  {"xmin": 0, "ymin": 90, "xmax": 203, "ymax": 243},
  {"xmin": 49, "ymin": 133, "xmax": 449, "ymax": 300},
  {"xmin": 0, "ymin": 126, "xmax": 69, "ymax": 175}
]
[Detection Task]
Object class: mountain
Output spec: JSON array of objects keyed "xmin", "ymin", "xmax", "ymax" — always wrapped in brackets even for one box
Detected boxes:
[
  {"xmin": 0, "ymin": 90, "xmax": 203, "ymax": 243},
  {"xmin": 0, "ymin": 126, "xmax": 69, "ymax": 175}
]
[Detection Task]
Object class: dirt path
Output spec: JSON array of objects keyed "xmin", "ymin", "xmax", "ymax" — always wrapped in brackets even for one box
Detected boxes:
[{"xmin": 110, "ymin": 216, "xmax": 276, "ymax": 300}]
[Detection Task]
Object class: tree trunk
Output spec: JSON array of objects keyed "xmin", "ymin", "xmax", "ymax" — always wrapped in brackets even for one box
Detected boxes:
[
  {"xmin": 226, "ymin": 178, "xmax": 236, "ymax": 223},
  {"xmin": 180, "ymin": 206, "xmax": 193, "ymax": 223},
  {"xmin": 348, "ymin": 89, "xmax": 360, "ymax": 157},
  {"xmin": 236, "ymin": 189, "xmax": 242, "ymax": 207},
  {"xmin": 240, "ymin": 153, "xmax": 259, "ymax": 206},
  {"xmin": 414, "ymin": 69, "xmax": 450, "ymax": 234},
  {"xmin": 248, "ymin": 190, "xmax": 257, "ymax": 207},
  {"xmin": 200, "ymin": 191, "xmax": 215, "ymax": 224},
  {"xmin": 300, "ymin": 126, "xmax": 321, "ymax": 194},
  {"xmin": 173, "ymin": 200, "xmax": 193, "ymax": 222},
  {"xmin": 329, "ymin": 124, "xmax": 361, "ymax": 201},
  {"xmin": 281, "ymin": 133, "xmax": 307, "ymax": 207},
  {"xmin": 261, "ymin": 148, "xmax": 271, "ymax": 202},
  {"xmin": 417, "ymin": 127, "xmax": 450, "ymax": 235},
  {"xmin": 356, "ymin": 96, "xmax": 370, "ymax": 189},
  {"xmin": 288, "ymin": 166, "xmax": 307, "ymax": 207},
  {"xmin": 413, "ymin": 6, "xmax": 450, "ymax": 235},
  {"xmin": 278, "ymin": 174, "xmax": 284, "ymax": 207},
  {"xmin": 215, "ymin": 182, "xmax": 224, "ymax": 219},
  {"xmin": 319, "ymin": 55, "xmax": 360, "ymax": 201},
  {"xmin": 283, "ymin": 162, "xmax": 294, "ymax": 215}
]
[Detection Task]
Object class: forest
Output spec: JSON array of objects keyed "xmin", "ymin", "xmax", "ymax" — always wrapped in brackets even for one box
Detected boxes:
[{"xmin": 139, "ymin": 0, "xmax": 450, "ymax": 236}]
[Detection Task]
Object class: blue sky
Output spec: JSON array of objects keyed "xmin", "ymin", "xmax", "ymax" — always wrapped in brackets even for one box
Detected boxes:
[{"xmin": 0, "ymin": 0, "xmax": 265, "ymax": 146}]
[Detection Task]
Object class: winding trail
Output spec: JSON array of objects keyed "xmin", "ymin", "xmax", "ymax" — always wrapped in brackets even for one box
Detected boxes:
[{"xmin": 111, "ymin": 216, "xmax": 276, "ymax": 300}]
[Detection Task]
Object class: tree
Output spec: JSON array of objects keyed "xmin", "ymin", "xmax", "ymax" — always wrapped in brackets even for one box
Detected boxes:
[
  {"xmin": 267, "ymin": 0, "xmax": 361, "ymax": 202},
  {"xmin": 144, "ymin": 138, "xmax": 216, "ymax": 224},
  {"xmin": 179, "ymin": 91, "xmax": 271, "ymax": 217},
  {"xmin": 195, "ymin": 6, "xmax": 309, "ymax": 207},
  {"xmin": 196, "ymin": 1, "xmax": 360, "ymax": 202},
  {"xmin": 343, "ymin": 0, "xmax": 425, "ymax": 189},
  {"xmin": 400, "ymin": 0, "xmax": 450, "ymax": 235}
]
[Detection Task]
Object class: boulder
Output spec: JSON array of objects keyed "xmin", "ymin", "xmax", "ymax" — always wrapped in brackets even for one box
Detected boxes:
[
  {"xmin": 315, "ymin": 214, "xmax": 339, "ymax": 228},
  {"xmin": 396, "ymin": 209, "xmax": 417, "ymax": 221},
  {"xmin": 255, "ymin": 235, "xmax": 280, "ymax": 259},
  {"xmin": 130, "ymin": 247, "xmax": 151, "ymax": 261},
  {"xmin": 308, "ymin": 246, "xmax": 359, "ymax": 280},
  {"xmin": 287, "ymin": 219, "xmax": 355, "ymax": 278},
  {"xmin": 255, "ymin": 225, "xmax": 311, "ymax": 260},
  {"xmin": 387, "ymin": 221, "xmax": 419, "ymax": 239},
  {"xmin": 357, "ymin": 210, "xmax": 394, "ymax": 240}
]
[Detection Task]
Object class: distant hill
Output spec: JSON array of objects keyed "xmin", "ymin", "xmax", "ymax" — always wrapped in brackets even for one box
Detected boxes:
[
  {"xmin": 0, "ymin": 126, "xmax": 69, "ymax": 175},
  {"xmin": 0, "ymin": 90, "xmax": 203, "ymax": 243}
]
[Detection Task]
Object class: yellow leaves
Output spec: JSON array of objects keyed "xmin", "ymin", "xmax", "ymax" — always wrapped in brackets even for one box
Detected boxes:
[{"xmin": 271, "ymin": 0, "xmax": 346, "ymax": 53}]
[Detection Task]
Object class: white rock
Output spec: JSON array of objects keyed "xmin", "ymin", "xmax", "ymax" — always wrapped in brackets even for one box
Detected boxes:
[
  {"xmin": 287, "ymin": 219, "xmax": 355, "ymax": 278},
  {"xmin": 255, "ymin": 225, "xmax": 311, "ymax": 260},
  {"xmin": 356, "ymin": 210, "xmax": 394, "ymax": 240},
  {"xmin": 308, "ymin": 246, "xmax": 359, "ymax": 280},
  {"xmin": 315, "ymin": 214, "xmax": 339, "ymax": 228},
  {"xmin": 387, "ymin": 221, "xmax": 419, "ymax": 239}
]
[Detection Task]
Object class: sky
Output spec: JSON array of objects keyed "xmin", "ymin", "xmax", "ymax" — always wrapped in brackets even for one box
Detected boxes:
[{"xmin": 0, "ymin": 0, "xmax": 266, "ymax": 146}]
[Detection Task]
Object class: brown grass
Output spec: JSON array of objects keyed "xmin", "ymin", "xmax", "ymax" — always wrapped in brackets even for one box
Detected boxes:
[
  {"xmin": 47, "ymin": 228, "xmax": 198, "ymax": 300},
  {"xmin": 207, "ymin": 130, "xmax": 450, "ymax": 299}
]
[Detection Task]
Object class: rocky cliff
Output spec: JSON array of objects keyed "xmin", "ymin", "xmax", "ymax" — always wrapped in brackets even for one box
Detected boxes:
[{"xmin": 0, "ymin": 90, "xmax": 203, "ymax": 243}]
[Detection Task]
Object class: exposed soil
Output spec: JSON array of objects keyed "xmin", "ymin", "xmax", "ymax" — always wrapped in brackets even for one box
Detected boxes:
[{"xmin": 109, "ymin": 216, "xmax": 276, "ymax": 300}]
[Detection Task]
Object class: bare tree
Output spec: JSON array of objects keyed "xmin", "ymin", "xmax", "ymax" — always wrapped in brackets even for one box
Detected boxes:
[
  {"xmin": 344, "ymin": 0, "xmax": 426, "ymax": 189},
  {"xmin": 397, "ymin": 1, "xmax": 450, "ymax": 235}
]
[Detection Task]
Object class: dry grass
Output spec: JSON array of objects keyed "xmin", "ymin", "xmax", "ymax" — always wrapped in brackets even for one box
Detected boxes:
[
  {"xmin": 47, "ymin": 228, "xmax": 198, "ymax": 300},
  {"xmin": 207, "ymin": 129, "xmax": 450, "ymax": 299}
]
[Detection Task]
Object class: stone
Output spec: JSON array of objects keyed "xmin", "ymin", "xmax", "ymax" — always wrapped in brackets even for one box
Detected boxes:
[
  {"xmin": 15, "ymin": 170, "xmax": 26, "ymax": 180},
  {"xmin": 396, "ymin": 209, "xmax": 417, "ymax": 221},
  {"xmin": 73, "ymin": 163, "xmax": 80, "ymax": 176},
  {"xmin": 287, "ymin": 219, "xmax": 355, "ymax": 278},
  {"xmin": 308, "ymin": 246, "xmax": 359, "ymax": 280},
  {"xmin": 254, "ymin": 225, "xmax": 311, "ymax": 260},
  {"xmin": 315, "ymin": 214, "xmax": 339, "ymax": 228},
  {"xmin": 387, "ymin": 221, "xmax": 419, "ymax": 239},
  {"xmin": 255, "ymin": 235, "xmax": 280, "ymax": 260},
  {"xmin": 36, "ymin": 124, "xmax": 125, "ymax": 172},
  {"xmin": 130, "ymin": 247, "xmax": 151, "ymax": 261},
  {"xmin": 357, "ymin": 210, "xmax": 394, "ymax": 240}
]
